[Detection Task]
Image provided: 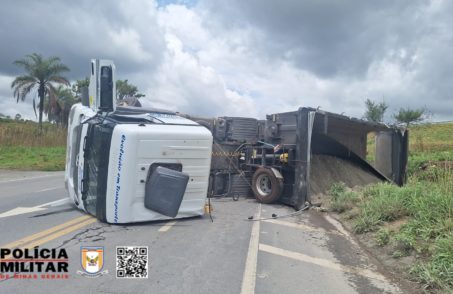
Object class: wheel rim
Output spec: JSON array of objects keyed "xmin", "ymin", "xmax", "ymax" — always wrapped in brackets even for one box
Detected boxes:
[{"xmin": 255, "ymin": 174, "xmax": 272, "ymax": 197}]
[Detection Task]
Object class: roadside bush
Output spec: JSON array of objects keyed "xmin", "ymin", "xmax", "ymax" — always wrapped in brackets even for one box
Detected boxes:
[
  {"xmin": 353, "ymin": 183, "xmax": 411, "ymax": 233},
  {"xmin": 343, "ymin": 168, "xmax": 453, "ymax": 291},
  {"xmin": 329, "ymin": 182, "xmax": 359, "ymax": 213},
  {"xmin": 393, "ymin": 230, "xmax": 416, "ymax": 256},
  {"xmin": 411, "ymin": 235, "xmax": 453, "ymax": 292},
  {"xmin": 336, "ymin": 123, "xmax": 453, "ymax": 292},
  {"xmin": 375, "ymin": 228, "xmax": 391, "ymax": 246}
]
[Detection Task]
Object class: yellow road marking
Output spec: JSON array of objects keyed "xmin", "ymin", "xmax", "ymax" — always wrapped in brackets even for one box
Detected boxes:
[
  {"xmin": 23, "ymin": 218, "xmax": 98, "ymax": 249},
  {"xmin": 1, "ymin": 215, "xmax": 94, "ymax": 249},
  {"xmin": 158, "ymin": 221, "xmax": 177, "ymax": 232}
]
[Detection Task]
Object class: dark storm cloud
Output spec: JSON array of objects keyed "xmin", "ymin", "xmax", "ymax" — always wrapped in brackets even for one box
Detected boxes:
[
  {"xmin": 201, "ymin": 0, "xmax": 427, "ymax": 78},
  {"xmin": 0, "ymin": 0, "xmax": 165, "ymax": 79},
  {"xmin": 199, "ymin": 0, "xmax": 453, "ymax": 120},
  {"xmin": 0, "ymin": 0, "xmax": 452, "ymax": 120}
]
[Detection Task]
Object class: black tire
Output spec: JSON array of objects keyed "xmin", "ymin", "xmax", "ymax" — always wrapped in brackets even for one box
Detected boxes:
[{"xmin": 251, "ymin": 168, "xmax": 283, "ymax": 204}]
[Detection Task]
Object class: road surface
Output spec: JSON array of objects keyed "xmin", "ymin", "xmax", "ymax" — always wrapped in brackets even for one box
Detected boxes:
[{"xmin": 0, "ymin": 171, "xmax": 409, "ymax": 294}]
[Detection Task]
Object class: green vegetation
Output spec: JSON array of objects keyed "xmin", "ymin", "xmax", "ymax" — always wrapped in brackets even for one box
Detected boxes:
[
  {"xmin": 0, "ymin": 146, "xmax": 65, "ymax": 171},
  {"xmin": 72, "ymin": 77, "xmax": 89, "ymax": 98},
  {"xmin": 394, "ymin": 107, "xmax": 427, "ymax": 127},
  {"xmin": 363, "ymin": 99, "xmax": 388, "ymax": 123},
  {"xmin": 367, "ymin": 122, "xmax": 453, "ymax": 168},
  {"xmin": 11, "ymin": 53, "xmax": 70, "ymax": 130},
  {"xmin": 329, "ymin": 182, "xmax": 358, "ymax": 213},
  {"xmin": 116, "ymin": 79, "xmax": 145, "ymax": 100},
  {"xmin": 0, "ymin": 118, "xmax": 66, "ymax": 170},
  {"xmin": 331, "ymin": 122, "xmax": 453, "ymax": 292},
  {"xmin": 3, "ymin": 53, "xmax": 146, "ymax": 171}
]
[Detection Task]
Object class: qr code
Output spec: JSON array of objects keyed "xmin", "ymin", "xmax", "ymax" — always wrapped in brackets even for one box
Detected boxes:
[{"xmin": 116, "ymin": 246, "xmax": 148, "ymax": 278}]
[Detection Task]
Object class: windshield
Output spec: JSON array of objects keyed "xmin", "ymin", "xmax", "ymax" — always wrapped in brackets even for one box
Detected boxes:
[{"xmin": 82, "ymin": 120, "xmax": 114, "ymax": 221}]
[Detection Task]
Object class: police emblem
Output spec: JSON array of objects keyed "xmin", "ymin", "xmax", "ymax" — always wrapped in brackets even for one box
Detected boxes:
[{"xmin": 77, "ymin": 246, "xmax": 108, "ymax": 277}]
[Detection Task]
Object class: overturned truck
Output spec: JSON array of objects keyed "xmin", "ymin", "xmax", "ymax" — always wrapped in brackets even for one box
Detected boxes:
[
  {"xmin": 187, "ymin": 108, "xmax": 408, "ymax": 210},
  {"xmin": 67, "ymin": 59, "xmax": 408, "ymax": 224}
]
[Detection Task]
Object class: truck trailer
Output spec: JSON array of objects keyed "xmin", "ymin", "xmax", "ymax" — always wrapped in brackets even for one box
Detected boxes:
[{"xmin": 188, "ymin": 110, "xmax": 408, "ymax": 210}]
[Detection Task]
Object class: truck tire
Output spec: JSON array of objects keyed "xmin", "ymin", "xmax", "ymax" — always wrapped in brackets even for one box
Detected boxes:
[{"xmin": 251, "ymin": 168, "xmax": 283, "ymax": 204}]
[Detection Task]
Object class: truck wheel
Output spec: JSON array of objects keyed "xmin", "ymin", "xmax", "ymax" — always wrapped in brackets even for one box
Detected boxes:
[{"xmin": 251, "ymin": 168, "xmax": 283, "ymax": 204}]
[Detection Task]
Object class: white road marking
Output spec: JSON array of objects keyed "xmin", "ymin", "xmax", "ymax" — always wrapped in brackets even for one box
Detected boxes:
[
  {"xmin": 158, "ymin": 220, "xmax": 177, "ymax": 232},
  {"xmin": 240, "ymin": 204, "xmax": 261, "ymax": 294},
  {"xmin": 36, "ymin": 187, "xmax": 63, "ymax": 193},
  {"xmin": 0, "ymin": 206, "xmax": 46, "ymax": 218},
  {"xmin": 0, "ymin": 198, "xmax": 69, "ymax": 218},
  {"xmin": 259, "ymin": 243, "xmax": 398, "ymax": 285},
  {"xmin": 37, "ymin": 198, "xmax": 69, "ymax": 207},
  {"xmin": 323, "ymin": 214, "xmax": 360, "ymax": 247},
  {"xmin": 264, "ymin": 218, "xmax": 320, "ymax": 231},
  {"xmin": 0, "ymin": 174, "xmax": 57, "ymax": 184},
  {"xmin": 263, "ymin": 218, "xmax": 342, "ymax": 236}
]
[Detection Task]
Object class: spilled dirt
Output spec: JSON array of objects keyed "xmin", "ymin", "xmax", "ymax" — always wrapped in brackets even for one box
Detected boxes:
[{"xmin": 309, "ymin": 154, "xmax": 381, "ymax": 205}]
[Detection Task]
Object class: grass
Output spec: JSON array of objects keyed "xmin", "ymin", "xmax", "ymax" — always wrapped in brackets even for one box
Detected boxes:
[
  {"xmin": 0, "ymin": 119, "xmax": 66, "ymax": 147},
  {"xmin": 0, "ymin": 118, "xmax": 66, "ymax": 170},
  {"xmin": 331, "ymin": 123, "xmax": 453, "ymax": 293},
  {"xmin": 0, "ymin": 146, "xmax": 66, "ymax": 171},
  {"xmin": 330, "ymin": 174, "xmax": 453, "ymax": 291}
]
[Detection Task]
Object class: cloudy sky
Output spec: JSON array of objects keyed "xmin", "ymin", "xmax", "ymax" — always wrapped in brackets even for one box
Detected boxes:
[{"xmin": 0, "ymin": 0, "xmax": 452, "ymax": 121}]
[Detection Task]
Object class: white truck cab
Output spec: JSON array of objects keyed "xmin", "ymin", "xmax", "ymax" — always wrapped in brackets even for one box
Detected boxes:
[{"xmin": 65, "ymin": 60, "xmax": 212, "ymax": 223}]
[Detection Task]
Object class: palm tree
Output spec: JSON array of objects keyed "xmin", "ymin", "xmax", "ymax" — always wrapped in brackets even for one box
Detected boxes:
[
  {"xmin": 11, "ymin": 53, "xmax": 70, "ymax": 130},
  {"xmin": 45, "ymin": 85, "xmax": 77, "ymax": 127}
]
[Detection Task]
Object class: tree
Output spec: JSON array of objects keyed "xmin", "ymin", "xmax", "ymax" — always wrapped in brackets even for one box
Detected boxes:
[
  {"xmin": 72, "ymin": 77, "xmax": 89, "ymax": 99},
  {"xmin": 45, "ymin": 85, "xmax": 77, "ymax": 127},
  {"xmin": 363, "ymin": 99, "xmax": 388, "ymax": 123},
  {"xmin": 116, "ymin": 79, "xmax": 145, "ymax": 100},
  {"xmin": 11, "ymin": 53, "xmax": 70, "ymax": 131},
  {"xmin": 394, "ymin": 108, "xmax": 426, "ymax": 127},
  {"xmin": 15, "ymin": 113, "xmax": 21, "ymax": 120}
]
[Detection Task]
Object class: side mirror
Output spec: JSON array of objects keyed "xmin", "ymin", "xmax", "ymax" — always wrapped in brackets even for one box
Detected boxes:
[{"xmin": 99, "ymin": 66, "xmax": 113, "ymax": 112}]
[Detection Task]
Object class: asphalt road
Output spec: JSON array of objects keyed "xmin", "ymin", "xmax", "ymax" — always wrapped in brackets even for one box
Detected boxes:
[{"xmin": 0, "ymin": 171, "xmax": 409, "ymax": 294}]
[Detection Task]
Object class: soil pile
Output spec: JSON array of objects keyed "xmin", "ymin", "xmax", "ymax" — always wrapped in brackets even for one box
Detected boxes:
[{"xmin": 310, "ymin": 154, "xmax": 381, "ymax": 202}]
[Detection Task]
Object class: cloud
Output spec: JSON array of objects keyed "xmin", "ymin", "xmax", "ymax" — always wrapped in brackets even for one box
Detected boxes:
[
  {"xmin": 0, "ymin": 75, "xmax": 38, "ymax": 119},
  {"xmin": 196, "ymin": 0, "xmax": 453, "ymax": 120},
  {"xmin": 145, "ymin": 6, "xmax": 258, "ymax": 117},
  {"xmin": 0, "ymin": 0, "xmax": 165, "ymax": 78},
  {"xmin": 199, "ymin": 0, "xmax": 426, "ymax": 77},
  {"xmin": 0, "ymin": 0, "xmax": 452, "ymax": 122}
]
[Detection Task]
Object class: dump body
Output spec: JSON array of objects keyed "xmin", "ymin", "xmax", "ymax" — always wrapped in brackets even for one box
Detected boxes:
[{"xmin": 197, "ymin": 107, "xmax": 408, "ymax": 209}]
